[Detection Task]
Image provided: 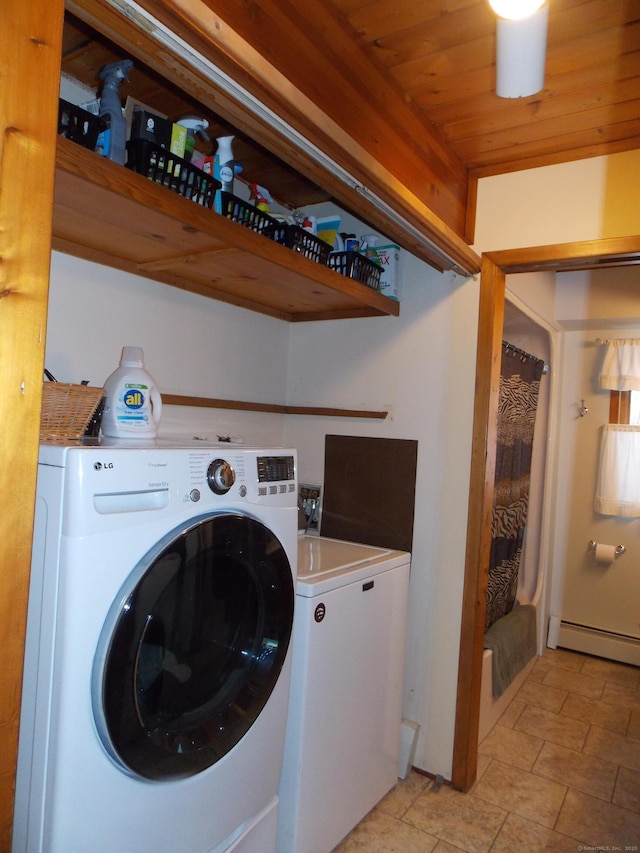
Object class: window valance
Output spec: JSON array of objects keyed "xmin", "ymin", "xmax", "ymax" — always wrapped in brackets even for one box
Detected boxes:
[{"xmin": 599, "ymin": 339, "xmax": 640, "ymax": 392}]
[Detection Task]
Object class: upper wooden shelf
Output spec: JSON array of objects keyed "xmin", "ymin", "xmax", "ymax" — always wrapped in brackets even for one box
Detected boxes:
[{"xmin": 52, "ymin": 138, "xmax": 400, "ymax": 322}]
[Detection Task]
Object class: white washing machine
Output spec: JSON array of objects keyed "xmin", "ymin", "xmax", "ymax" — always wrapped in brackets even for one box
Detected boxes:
[
  {"xmin": 277, "ymin": 535, "xmax": 411, "ymax": 853},
  {"xmin": 14, "ymin": 439, "xmax": 298, "ymax": 853}
]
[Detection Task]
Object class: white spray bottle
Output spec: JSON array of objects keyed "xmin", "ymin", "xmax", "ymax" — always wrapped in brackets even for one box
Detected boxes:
[{"xmin": 101, "ymin": 347, "xmax": 162, "ymax": 438}]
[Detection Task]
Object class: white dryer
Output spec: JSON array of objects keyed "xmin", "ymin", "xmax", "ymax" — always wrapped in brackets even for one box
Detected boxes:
[
  {"xmin": 277, "ymin": 535, "xmax": 411, "ymax": 853},
  {"xmin": 14, "ymin": 439, "xmax": 298, "ymax": 853}
]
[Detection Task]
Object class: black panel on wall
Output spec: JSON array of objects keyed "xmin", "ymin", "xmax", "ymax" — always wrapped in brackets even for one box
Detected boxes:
[{"xmin": 321, "ymin": 435, "xmax": 418, "ymax": 552}]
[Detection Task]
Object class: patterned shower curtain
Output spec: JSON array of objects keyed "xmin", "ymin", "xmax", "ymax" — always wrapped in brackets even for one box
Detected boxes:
[{"xmin": 485, "ymin": 342, "xmax": 545, "ymax": 631}]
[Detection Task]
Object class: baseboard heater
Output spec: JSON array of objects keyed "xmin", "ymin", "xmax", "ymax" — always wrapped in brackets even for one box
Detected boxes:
[{"xmin": 548, "ymin": 617, "xmax": 640, "ymax": 666}]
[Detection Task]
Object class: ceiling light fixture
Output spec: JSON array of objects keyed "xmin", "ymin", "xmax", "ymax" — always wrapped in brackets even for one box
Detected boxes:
[{"xmin": 489, "ymin": 0, "xmax": 549, "ymax": 99}]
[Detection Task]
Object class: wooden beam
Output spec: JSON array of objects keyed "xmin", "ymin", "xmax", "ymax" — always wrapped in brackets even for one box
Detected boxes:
[
  {"xmin": 0, "ymin": 1, "xmax": 64, "ymax": 847},
  {"xmin": 451, "ymin": 254, "xmax": 504, "ymax": 791}
]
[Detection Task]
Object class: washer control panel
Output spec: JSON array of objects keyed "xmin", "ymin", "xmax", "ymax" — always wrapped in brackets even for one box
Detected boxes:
[
  {"xmin": 187, "ymin": 448, "xmax": 296, "ymax": 505},
  {"xmin": 207, "ymin": 458, "xmax": 236, "ymax": 495}
]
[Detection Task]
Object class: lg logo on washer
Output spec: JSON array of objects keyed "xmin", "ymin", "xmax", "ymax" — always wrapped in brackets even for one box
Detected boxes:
[{"xmin": 93, "ymin": 462, "xmax": 115, "ymax": 471}]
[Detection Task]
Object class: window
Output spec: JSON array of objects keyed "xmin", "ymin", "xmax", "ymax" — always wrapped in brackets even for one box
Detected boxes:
[{"xmin": 609, "ymin": 391, "xmax": 640, "ymax": 425}]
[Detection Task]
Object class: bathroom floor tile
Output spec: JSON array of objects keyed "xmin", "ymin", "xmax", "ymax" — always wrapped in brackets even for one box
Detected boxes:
[
  {"xmin": 376, "ymin": 771, "xmax": 431, "ymax": 819},
  {"xmin": 542, "ymin": 666, "xmax": 605, "ymax": 700},
  {"xmin": 580, "ymin": 656, "xmax": 640, "ymax": 689},
  {"xmin": 560, "ymin": 691, "xmax": 631, "ymax": 734},
  {"xmin": 601, "ymin": 681, "xmax": 640, "ymax": 713},
  {"xmin": 477, "ymin": 723, "xmax": 544, "ymax": 771},
  {"xmin": 515, "ymin": 677, "xmax": 567, "ymax": 713},
  {"xmin": 555, "ymin": 788, "xmax": 640, "ymax": 847},
  {"xmin": 334, "ymin": 808, "xmax": 439, "ymax": 853},
  {"xmin": 629, "ymin": 709, "xmax": 640, "ymax": 741},
  {"xmin": 514, "ymin": 704, "xmax": 590, "ymax": 751},
  {"xmin": 404, "ymin": 784, "xmax": 506, "ymax": 853},
  {"xmin": 471, "ymin": 759, "xmax": 566, "ymax": 829},
  {"xmin": 613, "ymin": 766, "xmax": 640, "ymax": 813},
  {"xmin": 541, "ymin": 648, "xmax": 586, "ymax": 672},
  {"xmin": 495, "ymin": 697, "xmax": 526, "ymax": 729},
  {"xmin": 343, "ymin": 650, "xmax": 640, "ymax": 852},
  {"xmin": 584, "ymin": 725, "xmax": 640, "ymax": 772},
  {"xmin": 472, "ymin": 753, "xmax": 492, "ymax": 786},
  {"xmin": 490, "ymin": 812, "xmax": 582, "ymax": 852},
  {"xmin": 532, "ymin": 740, "xmax": 617, "ymax": 801}
]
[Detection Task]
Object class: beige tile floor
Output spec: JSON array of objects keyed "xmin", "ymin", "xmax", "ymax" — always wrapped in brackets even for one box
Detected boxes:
[{"xmin": 335, "ymin": 648, "xmax": 640, "ymax": 852}]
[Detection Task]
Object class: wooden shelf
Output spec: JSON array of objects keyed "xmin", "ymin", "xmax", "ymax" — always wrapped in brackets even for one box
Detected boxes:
[{"xmin": 52, "ymin": 138, "xmax": 400, "ymax": 322}]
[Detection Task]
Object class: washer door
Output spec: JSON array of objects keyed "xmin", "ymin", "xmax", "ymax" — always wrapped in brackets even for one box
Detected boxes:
[{"xmin": 93, "ymin": 512, "xmax": 294, "ymax": 781}]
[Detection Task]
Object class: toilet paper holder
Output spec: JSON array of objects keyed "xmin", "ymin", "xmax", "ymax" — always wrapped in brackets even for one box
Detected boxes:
[{"xmin": 588, "ymin": 540, "xmax": 626, "ymax": 557}]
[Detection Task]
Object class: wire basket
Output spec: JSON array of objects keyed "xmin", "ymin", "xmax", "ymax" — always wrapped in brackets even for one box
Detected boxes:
[
  {"xmin": 280, "ymin": 225, "xmax": 332, "ymax": 264},
  {"xmin": 40, "ymin": 383, "xmax": 105, "ymax": 442},
  {"xmin": 58, "ymin": 99, "xmax": 103, "ymax": 151},
  {"xmin": 327, "ymin": 251, "xmax": 382, "ymax": 290},
  {"xmin": 220, "ymin": 192, "xmax": 283, "ymax": 237},
  {"xmin": 127, "ymin": 139, "xmax": 221, "ymax": 208}
]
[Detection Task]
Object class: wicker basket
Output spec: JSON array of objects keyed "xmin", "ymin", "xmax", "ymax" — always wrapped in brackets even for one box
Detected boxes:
[{"xmin": 40, "ymin": 383, "xmax": 105, "ymax": 442}]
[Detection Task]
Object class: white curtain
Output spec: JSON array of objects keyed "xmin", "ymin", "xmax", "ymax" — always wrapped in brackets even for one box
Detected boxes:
[
  {"xmin": 595, "ymin": 424, "xmax": 640, "ymax": 516},
  {"xmin": 599, "ymin": 339, "xmax": 640, "ymax": 391}
]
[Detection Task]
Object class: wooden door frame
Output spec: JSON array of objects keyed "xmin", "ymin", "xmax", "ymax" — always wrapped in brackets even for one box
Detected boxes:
[
  {"xmin": 451, "ymin": 235, "xmax": 640, "ymax": 792},
  {"xmin": 0, "ymin": 2, "xmax": 65, "ymax": 849}
]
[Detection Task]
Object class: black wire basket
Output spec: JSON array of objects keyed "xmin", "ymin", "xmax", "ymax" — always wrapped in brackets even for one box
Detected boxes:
[
  {"xmin": 126, "ymin": 139, "xmax": 221, "ymax": 208},
  {"xmin": 327, "ymin": 251, "xmax": 382, "ymax": 290}
]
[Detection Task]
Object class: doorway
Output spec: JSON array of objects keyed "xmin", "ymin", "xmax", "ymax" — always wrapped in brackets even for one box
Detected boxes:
[{"xmin": 451, "ymin": 235, "xmax": 640, "ymax": 792}]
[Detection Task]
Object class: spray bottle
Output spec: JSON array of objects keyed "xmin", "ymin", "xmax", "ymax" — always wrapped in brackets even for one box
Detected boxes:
[
  {"xmin": 215, "ymin": 135, "xmax": 235, "ymax": 193},
  {"xmin": 177, "ymin": 115, "xmax": 210, "ymax": 162},
  {"xmin": 101, "ymin": 347, "xmax": 162, "ymax": 438},
  {"xmin": 98, "ymin": 59, "xmax": 134, "ymax": 165},
  {"xmin": 250, "ymin": 184, "xmax": 273, "ymax": 213}
]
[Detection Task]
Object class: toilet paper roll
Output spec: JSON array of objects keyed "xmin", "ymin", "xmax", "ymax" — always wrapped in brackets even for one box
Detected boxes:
[{"xmin": 595, "ymin": 543, "xmax": 617, "ymax": 565}]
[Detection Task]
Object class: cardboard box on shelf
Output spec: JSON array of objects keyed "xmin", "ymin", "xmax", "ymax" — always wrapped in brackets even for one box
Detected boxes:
[
  {"xmin": 130, "ymin": 108, "xmax": 172, "ymax": 149},
  {"xmin": 170, "ymin": 123, "xmax": 187, "ymax": 158},
  {"xmin": 375, "ymin": 244, "xmax": 401, "ymax": 300}
]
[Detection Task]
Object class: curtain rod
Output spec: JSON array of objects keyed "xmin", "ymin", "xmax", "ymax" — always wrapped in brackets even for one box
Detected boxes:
[
  {"xmin": 502, "ymin": 340, "xmax": 548, "ymax": 372},
  {"xmin": 596, "ymin": 338, "xmax": 640, "ymax": 345}
]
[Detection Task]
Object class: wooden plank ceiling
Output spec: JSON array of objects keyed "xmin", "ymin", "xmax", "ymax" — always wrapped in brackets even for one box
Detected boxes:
[
  {"xmin": 331, "ymin": 0, "xmax": 640, "ymax": 178},
  {"xmin": 61, "ymin": 0, "xmax": 639, "ymax": 221}
]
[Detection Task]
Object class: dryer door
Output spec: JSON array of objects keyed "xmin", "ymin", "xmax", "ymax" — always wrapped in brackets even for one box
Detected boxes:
[{"xmin": 93, "ymin": 512, "xmax": 294, "ymax": 781}]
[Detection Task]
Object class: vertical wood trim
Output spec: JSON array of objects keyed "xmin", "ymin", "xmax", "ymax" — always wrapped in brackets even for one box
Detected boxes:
[
  {"xmin": 609, "ymin": 390, "xmax": 630, "ymax": 424},
  {"xmin": 451, "ymin": 256, "xmax": 505, "ymax": 791},
  {"xmin": 0, "ymin": 2, "xmax": 64, "ymax": 847}
]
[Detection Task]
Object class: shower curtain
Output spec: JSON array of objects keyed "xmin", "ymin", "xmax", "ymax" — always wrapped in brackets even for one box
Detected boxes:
[{"xmin": 485, "ymin": 342, "xmax": 545, "ymax": 631}]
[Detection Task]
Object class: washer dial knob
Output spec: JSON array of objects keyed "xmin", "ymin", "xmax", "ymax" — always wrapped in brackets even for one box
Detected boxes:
[{"xmin": 207, "ymin": 458, "xmax": 236, "ymax": 494}]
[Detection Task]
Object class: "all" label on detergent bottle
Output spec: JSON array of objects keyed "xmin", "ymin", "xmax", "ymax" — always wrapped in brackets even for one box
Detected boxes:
[{"xmin": 101, "ymin": 347, "xmax": 162, "ymax": 438}]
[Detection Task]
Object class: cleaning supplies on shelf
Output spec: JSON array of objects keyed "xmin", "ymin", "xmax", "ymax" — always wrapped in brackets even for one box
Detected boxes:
[
  {"xmin": 250, "ymin": 184, "xmax": 273, "ymax": 213},
  {"xmin": 360, "ymin": 233, "xmax": 381, "ymax": 264},
  {"xmin": 98, "ymin": 59, "xmax": 133, "ymax": 164},
  {"xmin": 101, "ymin": 347, "xmax": 162, "ymax": 438},
  {"xmin": 215, "ymin": 135, "xmax": 235, "ymax": 193},
  {"xmin": 177, "ymin": 116, "xmax": 210, "ymax": 162}
]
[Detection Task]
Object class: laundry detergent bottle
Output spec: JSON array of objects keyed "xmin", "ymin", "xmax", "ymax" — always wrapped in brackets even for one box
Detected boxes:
[{"xmin": 101, "ymin": 347, "xmax": 162, "ymax": 438}]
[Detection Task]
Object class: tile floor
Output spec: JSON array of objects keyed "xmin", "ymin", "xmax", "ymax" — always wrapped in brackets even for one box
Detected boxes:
[{"xmin": 335, "ymin": 648, "xmax": 640, "ymax": 852}]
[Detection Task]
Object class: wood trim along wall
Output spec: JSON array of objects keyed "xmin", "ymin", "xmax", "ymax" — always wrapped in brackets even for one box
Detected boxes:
[
  {"xmin": 163, "ymin": 394, "xmax": 388, "ymax": 419},
  {"xmin": 451, "ymin": 233, "xmax": 640, "ymax": 793},
  {"xmin": 0, "ymin": 2, "xmax": 65, "ymax": 848}
]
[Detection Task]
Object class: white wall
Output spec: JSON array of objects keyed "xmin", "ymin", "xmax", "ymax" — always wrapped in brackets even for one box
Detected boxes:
[
  {"xmin": 46, "ymin": 251, "xmax": 290, "ymax": 445},
  {"xmin": 284, "ymin": 225, "xmax": 478, "ymax": 775},
  {"xmin": 474, "ymin": 149, "xmax": 640, "ymax": 252},
  {"xmin": 550, "ymin": 326, "xmax": 640, "ymax": 644}
]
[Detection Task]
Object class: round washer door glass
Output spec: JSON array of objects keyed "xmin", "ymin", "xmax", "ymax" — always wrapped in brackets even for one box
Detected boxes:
[{"xmin": 94, "ymin": 512, "xmax": 294, "ymax": 781}]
